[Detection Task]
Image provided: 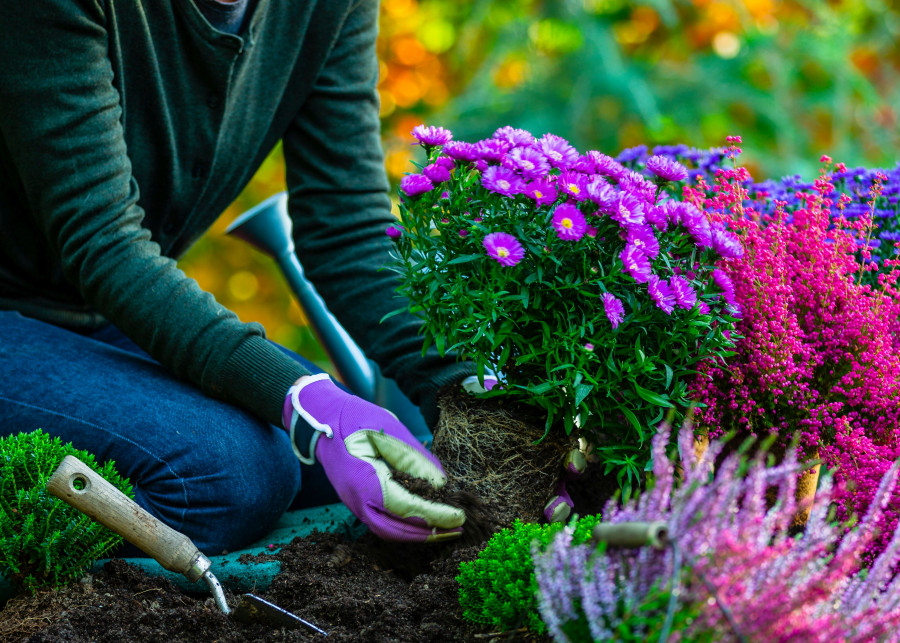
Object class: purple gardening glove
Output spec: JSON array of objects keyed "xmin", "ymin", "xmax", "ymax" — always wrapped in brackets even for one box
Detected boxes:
[
  {"xmin": 462, "ymin": 374, "xmax": 587, "ymax": 523},
  {"xmin": 283, "ymin": 374, "xmax": 465, "ymax": 543}
]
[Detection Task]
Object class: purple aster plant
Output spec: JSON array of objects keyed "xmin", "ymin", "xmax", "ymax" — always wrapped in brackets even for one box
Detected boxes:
[
  {"xmin": 625, "ymin": 224, "xmax": 660, "ymax": 260},
  {"xmin": 524, "ymin": 180, "xmax": 558, "ymax": 207},
  {"xmin": 711, "ymin": 226, "xmax": 744, "ymax": 259},
  {"xmin": 588, "ymin": 151, "xmax": 628, "ymax": 181},
  {"xmin": 648, "ymin": 275, "xmax": 676, "ymax": 314},
  {"xmin": 411, "ymin": 124, "xmax": 452, "ymax": 147},
  {"xmin": 610, "ymin": 193, "xmax": 646, "ymax": 228},
  {"xmin": 504, "ymin": 146, "xmax": 551, "ymax": 180},
  {"xmin": 619, "ymin": 243, "xmax": 653, "ymax": 283},
  {"xmin": 400, "ymin": 173, "xmax": 434, "ymax": 197},
  {"xmin": 442, "ymin": 141, "xmax": 479, "ymax": 163},
  {"xmin": 539, "ymin": 134, "xmax": 580, "ymax": 170},
  {"xmin": 483, "ymin": 232, "xmax": 525, "ymax": 267},
  {"xmin": 482, "ymin": 165, "xmax": 524, "ymax": 197},
  {"xmin": 645, "ymin": 154, "xmax": 688, "ymax": 183},
  {"xmin": 423, "ymin": 163, "xmax": 451, "ymax": 184},
  {"xmin": 670, "ymin": 275, "xmax": 697, "ymax": 309},
  {"xmin": 557, "ymin": 171, "xmax": 589, "ymax": 202},
  {"xmin": 493, "ymin": 125, "xmax": 536, "ymax": 148},
  {"xmin": 602, "ymin": 292, "xmax": 625, "ymax": 329},
  {"xmin": 551, "ymin": 204, "xmax": 587, "ymax": 241},
  {"xmin": 475, "ymin": 138, "xmax": 511, "ymax": 163}
]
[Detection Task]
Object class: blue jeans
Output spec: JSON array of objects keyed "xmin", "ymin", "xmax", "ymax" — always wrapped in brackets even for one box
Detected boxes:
[{"xmin": 0, "ymin": 310, "xmax": 339, "ymax": 556}]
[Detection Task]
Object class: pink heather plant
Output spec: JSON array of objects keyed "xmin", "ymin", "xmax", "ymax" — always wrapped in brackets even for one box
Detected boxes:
[
  {"xmin": 684, "ymin": 144, "xmax": 900, "ymax": 562},
  {"xmin": 387, "ymin": 125, "xmax": 741, "ymax": 487},
  {"xmin": 534, "ymin": 424, "xmax": 900, "ymax": 642}
]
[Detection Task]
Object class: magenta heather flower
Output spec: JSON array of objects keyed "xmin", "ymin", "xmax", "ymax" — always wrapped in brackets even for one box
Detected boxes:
[
  {"xmin": 474, "ymin": 138, "xmax": 510, "ymax": 163},
  {"xmin": 399, "ymin": 173, "xmax": 434, "ymax": 196},
  {"xmin": 626, "ymin": 224, "xmax": 660, "ymax": 260},
  {"xmin": 648, "ymin": 275, "xmax": 675, "ymax": 314},
  {"xmin": 670, "ymin": 275, "xmax": 697, "ymax": 309},
  {"xmin": 645, "ymin": 154, "xmax": 688, "ymax": 182},
  {"xmin": 551, "ymin": 204, "xmax": 587, "ymax": 241},
  {"xmin": 557, "ymin": 171, "xmax": 589, "ymax": 202},
  {"xmin": 492, "ymin": 126, "xmax": 536, "ymax": 148},
  {"xmin": 503, "ymin": 146, "xmax": 550, "ymax": 180},
  {"xmin": 385, "ymin": 224, "xmax": 403, "ymax": 239},
  {"xmin": 442, "ymin": 141, "xmax": 479, "ymax": 162},
  {"xmin": 482, "ymin": 165, "xmax": 524, "ymax": 197},
  {"xmin": 539, "ymin": 134, "xmax": 579, "ymax": 169},
  {"xmin": 602, "ymin": 292, "xmax": 625, "ymax": 329},
  {"xmin": 610, "ymin": 193, "xmax": 645, "ymax": 227},
  {"xmin": 523, "ymin": 180, "xmax": 558, "ymax": 206},
  {"xmin": 411, "ymin": 124, "xmax": 452, "ymax": 147},
  {"xmin": 619, "ymin": 243, "xmax": 653, "ymax": 283},
  {"xmin": 482, "ymin": 232, "xmax": 525, "ymax": 267},
  {"xmin": 423, "ymin": 163, "xmax": 451, "ymax": 184}
]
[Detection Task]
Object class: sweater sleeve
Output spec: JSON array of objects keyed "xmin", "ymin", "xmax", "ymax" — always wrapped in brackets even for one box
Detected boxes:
[
  {"xmin": 0, "ymin": 0, "xmax": 307, "ymax": 425},
  {"xmin": 282, "ymin": 0, "xmax": 472, "ymax": 408}
]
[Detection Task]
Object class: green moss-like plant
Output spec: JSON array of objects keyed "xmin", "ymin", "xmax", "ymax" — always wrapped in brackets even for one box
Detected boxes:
[
  {"xmin": 0, "ymin": 429, "xmax": 133, "ymax": 593},
  {"xmin": 457, "ymin": 515, "xmax": 601, "ymax": 634}
]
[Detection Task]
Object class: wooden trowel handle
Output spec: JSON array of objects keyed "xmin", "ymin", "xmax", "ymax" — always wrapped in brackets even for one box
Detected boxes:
[{"xmin": 47, "ymin": 455, "xmax": 210, "ymax": 583}]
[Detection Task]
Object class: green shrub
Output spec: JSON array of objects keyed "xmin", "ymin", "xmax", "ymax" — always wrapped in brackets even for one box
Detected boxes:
[
  {"xmin": 0, "ymin": 429, "xmax": 133, "ymax": 593},
  {"xmin": 457, "ymin": 515, "xmax": 601, "ymax": 634}
]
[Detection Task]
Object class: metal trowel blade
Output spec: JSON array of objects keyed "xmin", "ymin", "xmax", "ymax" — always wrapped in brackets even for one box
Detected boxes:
[{"xmin": 231, "ymin": 593, "xmax": 327, "ymax": 635}]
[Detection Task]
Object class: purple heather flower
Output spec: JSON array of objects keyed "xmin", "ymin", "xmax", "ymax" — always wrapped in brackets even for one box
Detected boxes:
[
  {"xmin": 523, "ymin": 180, "xmax": 558, "ymax": 206},
  {"xmin": 610, "ymin": 193, "xmax": 646, "ymax": 227},
  {"xmin": 711, "ymin": 226, "xmax": 744, "ymax": 259},
  {"xmin": 481, "ymin": 165, "xmax": 524, "ymax": 197},
  {"xmin": 602, "ymin": 292, "xmax": 625, "ymax": 329},
  {"xmin": 626, "ymin": 224, "xmax": 660, "ymax": 260},
  {"xmin": 483, "ymin": 232, "xmax": 525, "ymax": 267},
  {"xmin": 712, "ymin": 268, "xmax": 736, "ymax": 305},
  {"xmin": 539, "ymin": 133, "xmax": 579, "ymax": 169},
  {"xmin": 619, "ymin": 243, "xmax": 652, "ymax": 283},
  {"xmin": 474, "ymin": 138, "xmax": 510, "ymax": 163},
  {"xmin": 645, "ymin": 154, "xmax": 688, "ymax": 182},
  {"xmin": 442, "ymin": 141, "xmax": 479, "ymax": 163},
  {"xmin": 400, "ymin": 173, "xmax": 434, "ymax": 196},
  {"xmin": 648, "ymin": 275, "xmax": 676, "ymax": 314},
  {"xmin": 552, "ymin": 204, "xmax": 587, "ymax": 241},
  {"xmin": 411, "ymin": 124, "xmax": 452, "ymax": 147},
  {"xmin": 557, "ymin": 171, "xmax": 589, "ymax": 202},
  {"xmin": 385, "ymin": 224, "xmax": 403, "ymax": 239},
  {"xmin": 503, "ymin": 146, "xmax": 550, "ymax": 180},
  {"xmin": 492, "ymin": 126, "xmax": 536, "ymax": 148},
  {"xmin": 423, "ymin": 163, "xmax": 451, "ymax": 184},
  {"xmin": 670, "ymin": 275, "xmax": 697, "ymax": 309}
]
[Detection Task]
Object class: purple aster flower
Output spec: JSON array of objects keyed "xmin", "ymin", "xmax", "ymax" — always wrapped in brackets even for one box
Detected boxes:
[
  {"xmin": 442, "ymin": 141, "xmax": 479, "ymax": 163},
  {"xmin": 400, "ymin": 173, "xmax": 434, "ymax": 197},
  {"xmin": 712, "ymin": 268, "xmax": 736, "ymax": 305},
  {"xmin": 492, "ymin": 126, "xmax": 536, "ymax": 148},
  {"xmin": 711, "ymin": 226, "xmax": 744, "ymax": 259},
  {"xmin": 619, "ymin": 243, "xmax": 652, "ymax": 283},
  {"xmin": 524, "ymin": 179, "xmax": 558, "ymax": 206},
  {"xmin": 587, "ymin": 151, "xmax": 627, "ymax": 181},
  {"xmin": 385, "ymin": 224, "xmax": 403, "ymax": 240},
  {"xmin": 433, "ymin": 155, "xmax": 456, "ymax": 170},
  {"xmin": 475, "ymin": 159, "xmax": 488, "ymax": 172},
  {"xmin": 602, "ymin": 292, "xmax": 625, "ymax": 329},
  {"xmin": 586, "ymin": 178, "xmax": 616, "ymax": 212},
  {"xmin": 411, "ymin": 124, "xmax": 452, "ymax": 147},
  {"xmin": 697, "ymin": 300, "xmax": 711, "ymax": 315},
  {"xmin": 572, "ymin": 154, "xmax": 597, "ymax": 174},
  {"xmin": 678, "ymin": 203, "xmax": 712, "ymax": 247},
  {"xmin": 481, "ymin": 165, "xmax": 524, "ymax": 197},
  {"xmin": 644, "ymin": 203, "xmax": 669, "ymax": 231},
  {"xmin": 669, "ymin": 275, "xmax": 697, "ymax": 309},
  {"xmin": 645, "ymin": 155, "xmax": 688, "ymax": 182},
  {"xmin": 557, "ymin": 171, "xmax": 589, "ymax": 202},
  {"xmin": 619, "ymin": 170, "xmax": 657, "ymax": 205},
  {"xmin": 610, "ymin": 193, "xmax": 646, "ymax": 227},
  {"xmin": 617, "ymin": 145, "xmax": 648, "ymax": 164},
  {"xmin": 539, "ymin": 134, "xmax": 579, "ymax": 169},
  {"xmin": 423, "ymin": 163, "xmax": 451, "ymax": 184},
  {"xmin": 474, "ymin": 138, "xmax": 510, "ymax": 163},
  {"xmin": 551, "ymin": 204, "xmax": 587, "ymax": 241},
  {"xmin": 483, "ymin": 232, "xmax": 525, "ymax": 267},
  {"xmin": 503, "ymin": 146, "xmax": 550, "ymax": 180},
  {"xmin": 647, "ymin": 275, "xmax": 676, "ymax": 314},
  {"xmin": 626, "ymin": 224, "xmax": 660, "ymax": 259}
]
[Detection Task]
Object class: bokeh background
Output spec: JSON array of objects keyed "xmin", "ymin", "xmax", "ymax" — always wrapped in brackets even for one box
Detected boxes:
[{"xmin": 181, "ymin": 0, "xmax": 900, "ymax": 371}]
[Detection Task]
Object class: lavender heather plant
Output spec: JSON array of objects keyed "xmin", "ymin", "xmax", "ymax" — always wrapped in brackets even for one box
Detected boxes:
[
  {"xmin": 386, "ymin": 126, "xmax": 740, "ymax": 487},
  {"xmin": 534, "ymin": 424, "xmax": 900, "ymax": 642}
]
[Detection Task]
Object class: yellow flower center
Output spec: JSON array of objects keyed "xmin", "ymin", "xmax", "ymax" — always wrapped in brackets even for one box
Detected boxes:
[
  {"xmin": 562, "ymin": 218, "xmax": 573, "ymax": 229},
  {"xmin": 498, "ymin": 180, "xmax": 511, "ymax": 190},
  {"xmin": 522, "ymin": 160, "xmax": 534, "ymax": 170},
  {"xmin": 534, "ymin": 190, "xmax": 544, "ymax": 198},
  {"xmin": 497, "ymin": 247, "xmax": 510, "ymax": 258},
  {"xmin": 567, "ymin": 184, "xmax": 580, "ymax": 194}
]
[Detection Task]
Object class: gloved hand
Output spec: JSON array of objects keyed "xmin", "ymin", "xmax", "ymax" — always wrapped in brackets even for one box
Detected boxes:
[
  {"xmin": 283, "ymin": 373, "xmax": 465, "ymax": 543},
  {"xmin": 461, "ymin": 374, "xmax": 587, "ymax": 523}
]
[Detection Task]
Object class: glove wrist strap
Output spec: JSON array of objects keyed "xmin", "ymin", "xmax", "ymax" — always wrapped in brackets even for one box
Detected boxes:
[{"xmin": 285, "ymin": 373, "xmax": 335, "ymax": 466}]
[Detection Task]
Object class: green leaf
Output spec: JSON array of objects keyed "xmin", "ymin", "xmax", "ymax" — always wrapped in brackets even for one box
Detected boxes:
[
  {"xmin": 574, "ymin": 383, "xmax": 593, "ymax": 406},
  {"xmin": 664, "ymin": 364, "xmax": 674, "ymax": 390},
  {"xmin": 446, "ymin": 253, "xmax": 483, "ymax": 265},
  {"xmin": 634, "ymin": 383, "xmax": 674, "ymax": 408},
  {"xmin": 619, "ymin": 405, "xmax": 642, "ymax": 432}
]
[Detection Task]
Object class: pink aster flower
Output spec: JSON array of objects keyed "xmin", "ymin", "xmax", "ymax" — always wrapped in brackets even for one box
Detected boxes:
[
  {"xmin": 442, "ymin": 141, "xmax": 479, "ymax": 162},
  {"xmin": 626, "ymin": 224, "xmax": 660, "ymax": 260},
  {"xmin": 602, "ymin": 292, "xmax": 625, "ymax": 329},
  {"xmin": 482, "ymin": 165, "xmax": 524, "ymax": 197},
  {"xmin": 670, "ymin": 275, "xmax": 697, "ymax": 309},
  {"xmin": 552, "ymin": 204, "xmax": 587, "ymax": 241},
  {"xmin": 385, "ymin": 224, "xmax": 403, "ymax": 240},
  {"xmin": 483, "ymin": 232, "xmax": 525, "ymax": 267},
  {"xmin": 423, "ymin": 163, "xmax": 451, "ymax": 184},
  {"xmin": 539, "ymin": 133, "xmax": 579, "ymax": 169},
  {"xmin": 492, "ymin": 126, "xmax": 536, "ymax": 148},
  {"xmin": 648, "ymin": 275, "xmax": 676, "ymax": 314},
  {"xmin": 503, "ymin": 146, "xmax": 550, "ymax": 180},
  {"xmin": 400, "ymin": 173, "xmax": 434, "ymax": 197},
  {"xmin": 523, "ymin": 179, "xmax": 558, "ymax": 206},
  {"xmin": 557, "ymin": 171, "xmax": 589, "ymax": 202},
  {"xmin": 610, "ymin": 193, "xmax": 646, "ymax": 227},
  {"xmin": 411, "ymin": 124, "xmax": 453, "ymax": 147},
  {"xmin": 619, "ymin": 243, "xmax": 653, "ymax": 283},
  {"xmin": 645, "ymin": 155, "xmax": 688, "ymax": 182}
]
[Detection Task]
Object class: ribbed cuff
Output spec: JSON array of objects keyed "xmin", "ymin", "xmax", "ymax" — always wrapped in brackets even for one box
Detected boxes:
[{"xmin": 217, "ymin": 335, "xmax": 310, "ymax": 426}]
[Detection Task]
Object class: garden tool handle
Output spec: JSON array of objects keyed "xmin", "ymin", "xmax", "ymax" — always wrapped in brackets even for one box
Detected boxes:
[{"xmin": 46, "ymin": 455, "xmax": 211, "ymax": 583}]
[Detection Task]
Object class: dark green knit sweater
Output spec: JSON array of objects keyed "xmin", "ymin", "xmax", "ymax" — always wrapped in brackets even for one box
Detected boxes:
[{"xmin": 0, "ymin": 0, "xmax": 469, "ymax": 425}]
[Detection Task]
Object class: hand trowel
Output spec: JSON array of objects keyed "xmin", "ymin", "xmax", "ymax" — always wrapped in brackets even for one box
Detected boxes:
[{"xmin": 46, "ymin": 455, "xmax": 326, "ymax": 635}]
